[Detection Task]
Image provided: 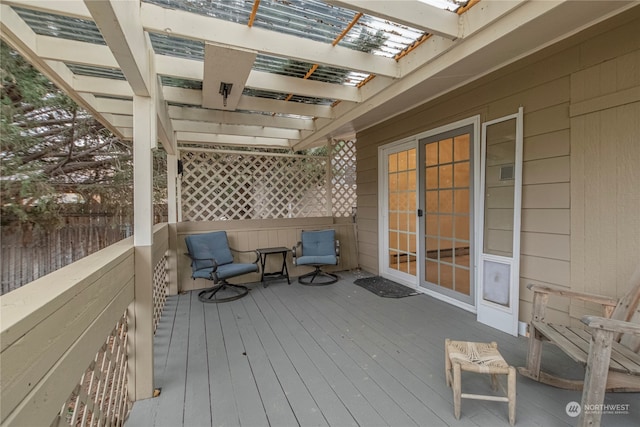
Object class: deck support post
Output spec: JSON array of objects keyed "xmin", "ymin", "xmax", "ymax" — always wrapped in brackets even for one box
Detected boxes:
[{"xmin": 128, "ymin": 93, "xmax": 157, "ymax": 401}]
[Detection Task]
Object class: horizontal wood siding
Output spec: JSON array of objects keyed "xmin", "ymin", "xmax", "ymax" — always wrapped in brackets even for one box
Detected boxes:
[
  {"xmin": 356, "ymin": 12, "xmax": 640, "ymax": 324},
  {"xmin": 177, "ymin": 217, "xmax": 358, "ymax": 292},
  {"xmin": 0, "ymin": 238, "xmax": 136, "ymax": 425}
]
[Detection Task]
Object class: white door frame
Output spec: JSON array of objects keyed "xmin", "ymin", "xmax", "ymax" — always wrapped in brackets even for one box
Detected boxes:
[
  {"xmin": 378, "ymin": 138, "xmax": 420, "ymax": 289},
  {"xmin": 377, "ymin": 115, "xmax": 480, "ymax": 312},
  {"xmin": 476, "ymin": 107, "xmax": 524, "ymax": 336}
]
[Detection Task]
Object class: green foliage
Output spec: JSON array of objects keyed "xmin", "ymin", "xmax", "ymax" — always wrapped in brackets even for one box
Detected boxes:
[{"xmin": 0, "ymin": 41, "xmax": 167, "ymax": 228}]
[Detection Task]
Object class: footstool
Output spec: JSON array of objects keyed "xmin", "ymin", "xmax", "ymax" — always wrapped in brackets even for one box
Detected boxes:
[{"xmin": 445, "ymin": 339, "xmax": 516, "ymax": 425}]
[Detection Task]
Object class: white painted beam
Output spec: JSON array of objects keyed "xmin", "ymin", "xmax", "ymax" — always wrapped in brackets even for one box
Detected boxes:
[
  {"xmin": 247, "ymin": 71, "xmax": 361, "ymax": 103},
  {"xmin": 168, "ymin": 106, "xmax": 316, "ymax": 131},
  {"xmin": 73, "ymin": 75, "xmax": 133, "ymax": 98},
  {"xmin": 2, "ymin": 0, "xmax": 92, "ymax": 19},
  {"xmin": 36, "ymin": 36, "xmax": 119, "ymax": 69},
  {"xmin": 328, "ymin": 0, "xmax": 460, "ymax": 39},
  {"xmin": 93, "ymin": 97, "xmax": 133, "ymax": 115},
  {"xmin": 154, "ymin": 75, "xmax": 176, "ymax": 155},
  {"xmin": 176, "ymin": 132, "xmax": 292, "ymax": 149},
  {"xmin": 162, "ymin": 86, "xmax": 333, "ymax": 118},
  {"xmin": 140, "ymin": 2, "xmax": 399, "ymax": 78},
  {"xmin": 84, "ymin": 0, "xmax": 151, "ymax": 96},
  {"xmin": 36, "ymin": 38, "xmax": 362, "ymax": 104},
  {"xmin": 172, "ymin": 120, "xmax": 301, "ymax": 140}
]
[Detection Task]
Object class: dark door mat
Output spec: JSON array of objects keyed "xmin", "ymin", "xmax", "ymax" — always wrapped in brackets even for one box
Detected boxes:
[{"xmin": 353, "ymin": 276, "xmax": 420, "ymax": 298}]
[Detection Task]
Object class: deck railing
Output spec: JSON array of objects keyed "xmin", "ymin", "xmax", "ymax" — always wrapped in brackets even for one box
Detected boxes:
[{"xmin": 0, "ymin": 224, "xmax": 170, "ymax": 427}]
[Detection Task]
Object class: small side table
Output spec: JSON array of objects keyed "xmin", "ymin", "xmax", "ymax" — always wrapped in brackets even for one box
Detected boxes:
[{"xmin": 257, "ymin": 247, "xmax": 291, "ymax": 288}]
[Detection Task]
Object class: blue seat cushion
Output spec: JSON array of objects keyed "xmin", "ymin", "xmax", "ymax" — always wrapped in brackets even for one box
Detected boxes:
[
  {"xmin": 296, "ymin": 255, "xmax": 337, "ymax": 266},
  {"xmin": 190, "ymin": 262, "xmax": 258, "ymax": 281},
  {"xmin": 301, "ymin": 229, "xmax": 335, "ymax": 257},
  {"xmin": 185, "ymin": 231, "xmax": 234, "ymax": 272},
  {"xmin": 216, "ymin": 262, "xmax": 258, "ymax": 280}
]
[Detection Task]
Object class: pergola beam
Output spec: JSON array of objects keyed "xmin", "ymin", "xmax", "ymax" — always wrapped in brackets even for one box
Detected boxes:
[
  {"xmin": 139, "ymin": 2, "xmax": 399, "ymax": 78},
  {"xmin": 172, "ymin": 121, "xmax": 301, "ymax": 140},
  {"xmin": 168, "ymin": 106, "xmax": 316, "ymax": 131},
  {"xmin": 84, "ymin": 0, "xmax": 150, "ymax": 97},
  {"xmin": 176, "ymin": 132, "xmax": 293, "ymax": 149}
]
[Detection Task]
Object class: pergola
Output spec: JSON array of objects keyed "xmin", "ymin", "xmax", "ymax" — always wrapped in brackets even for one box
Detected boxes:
[
  {"xmin": 1, "ymin": 1, "xmax": 639, "ymax": 426},
  {"xmin": 1, "ymin": 0, "xmax": 634, "ymax": 231}
]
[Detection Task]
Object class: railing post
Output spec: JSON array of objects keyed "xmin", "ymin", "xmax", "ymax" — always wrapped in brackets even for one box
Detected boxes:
[{"xmin": 128, "ymin": 93, "xmax": 156, "ymax": 401}]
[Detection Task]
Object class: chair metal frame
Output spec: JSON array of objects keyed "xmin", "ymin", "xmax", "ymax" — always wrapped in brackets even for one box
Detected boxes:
[
  {"xmin": 185, "ymin": 231, "xmax": 259, "ymax": 303},
  {"xmin": 292, "ymin": 229, "xmax": 340, "ymax": 286}
]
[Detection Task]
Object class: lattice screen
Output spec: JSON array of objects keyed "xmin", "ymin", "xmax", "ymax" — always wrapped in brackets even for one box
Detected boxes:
[
  {"xmin": 331, "ymin": 139, "xmax": 357, "ymax": 218},
  {"xmin": 53, "ymin": 312, "xmax": 130, "ymax": 427},
  {"xmin": 152, "ymin": 255, "xmax": 168, "ymax": 334},
  {"xmin": 180, "ymin": 142, "xmax": 356, "ymax": 221}
]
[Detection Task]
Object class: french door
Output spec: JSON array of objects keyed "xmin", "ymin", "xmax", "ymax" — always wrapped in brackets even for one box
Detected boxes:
[
  {"xmin": 379, "ymin": 118, "xmax": 479, "ymax": 305},
  {"xmin": 418, "ymin": 124, "xmax": 475, "ymax": 306},
  {"xmin": 379, "ymin": 141, "xmax": 419, "ymax": 287}
]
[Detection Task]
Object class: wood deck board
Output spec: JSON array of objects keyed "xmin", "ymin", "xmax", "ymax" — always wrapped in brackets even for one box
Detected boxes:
[
  {"xmin": 242, "ymin": 288, "xmax": 352, "ymax": 427},
  {"xmin": 258, "ymin": 285, "xmax": 386, "ymax": 426},
  {"xmin": 127, "ymin": 272, "xmax": 640, "ymax": 427}
]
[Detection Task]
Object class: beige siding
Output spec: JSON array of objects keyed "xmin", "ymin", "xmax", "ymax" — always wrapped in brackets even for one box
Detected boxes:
[
  {"xmin": 570, "ymin": 48, "xmax": 640, "ymax": 317},
  {"xmin": 356, "ymin": 11, "xmax": 640, "ymax": 323}
]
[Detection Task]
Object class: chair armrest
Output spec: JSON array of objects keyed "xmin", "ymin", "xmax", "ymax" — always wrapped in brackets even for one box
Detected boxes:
[
  {"xmin": 527, "ymin": 284, "xmax": 618, "ymax": 307},
  {"xmin": 230, "ymin": 247, "xmax": 260, "ymax": 265},
  {"xmin": 184, "ymin": 253, "xmax": 219, "ymax": 272},
  {"xmin": 582, "ymin": 315, "xmax": 640, "ymax": 335}
]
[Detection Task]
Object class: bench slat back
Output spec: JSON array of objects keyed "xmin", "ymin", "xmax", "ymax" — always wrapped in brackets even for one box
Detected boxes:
[{"xmin": 612, "ymin": 265, "xmax": 640, "ymax": 352}]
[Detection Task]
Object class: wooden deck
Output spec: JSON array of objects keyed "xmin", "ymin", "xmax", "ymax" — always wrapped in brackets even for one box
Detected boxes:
[{"xmin": 126, "ymin": 271, "xmax": 639, "ymax": 427}]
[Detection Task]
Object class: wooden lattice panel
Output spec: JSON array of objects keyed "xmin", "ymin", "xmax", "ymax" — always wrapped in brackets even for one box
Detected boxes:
[
  {"xmin": 53, "ymin": 312, "xmax": 130, "ymax": 427},
  {"xmin": 181, "ymin": 151, "xmax": 330, "ymax": 221},
  {"xmin": 152, "ymin": 255, "xmax": 168, "ymax": 334},
  {"xmin": 331, "ymin": 139, "xmax": 357, "ymax": 218}
]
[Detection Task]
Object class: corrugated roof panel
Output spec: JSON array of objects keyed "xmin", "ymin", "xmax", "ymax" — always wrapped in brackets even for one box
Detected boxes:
[
  {"xmin": 149, "ymin": 33, "xmax": 205, "ymax": 60},
  {"xmin": 66, "ymin": 63, "xmax": 126, "ymax": 80},
  {"xmin": 12, "ymin": 6, "xmax": 106, "ymax": 45},
  {"xmin": 160, "ymin": 76, "xmax": 203, "ymax": 90}
]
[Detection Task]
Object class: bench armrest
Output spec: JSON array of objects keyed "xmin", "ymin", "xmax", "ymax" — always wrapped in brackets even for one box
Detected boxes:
[
  {"xmin": 527, "ymin": 284, "xmax": 618, "ymax": 307},
  {"xmin": 582, "ymin": 315, "xmax": 640, "ymax": 335}
]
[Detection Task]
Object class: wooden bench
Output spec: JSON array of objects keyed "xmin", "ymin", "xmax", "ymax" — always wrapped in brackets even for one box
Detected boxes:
[{"xmin": 519, "ymin": 266, "xmax": 640, "ymax": 427}]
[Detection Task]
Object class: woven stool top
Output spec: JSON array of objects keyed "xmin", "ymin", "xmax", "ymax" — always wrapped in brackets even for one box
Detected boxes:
[{"xmin": 447, "ymin": 340, "xmax": 510, "ymax": 372}]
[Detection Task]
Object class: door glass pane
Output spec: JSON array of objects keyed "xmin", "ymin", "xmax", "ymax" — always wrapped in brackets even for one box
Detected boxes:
[
  {"xmin": 483, "ymin": 118, "xmax": 516, "ymax": 257},
  {"xmin": 388, "ymin": 148, "xmax": 417, "ymax": 276},
  {"xmin": 422, "ymin": 133, "xmax": 471, "ymax": 297}
]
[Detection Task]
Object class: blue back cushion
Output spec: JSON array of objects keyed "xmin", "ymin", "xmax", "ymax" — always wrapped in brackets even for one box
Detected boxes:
[
  {"xmin": 301, "ymin": 229, "xmax": 335, "ymax": 256},
  {"xmin": 185, "ymin": 231, "xmax": 234, "ymax": 271}
]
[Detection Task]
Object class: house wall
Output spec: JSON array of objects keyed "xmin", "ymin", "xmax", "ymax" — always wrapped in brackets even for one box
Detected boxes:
[{"xmin": 356, "ymin": 10, "xmax": 640, "ymax": 325}]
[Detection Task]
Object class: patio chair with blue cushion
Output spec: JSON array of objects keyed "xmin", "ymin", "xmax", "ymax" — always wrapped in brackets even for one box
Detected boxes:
[
  {"xmin": 292, "ymin": 229, "xmax": 340, "ymax": 285},
  {"xmin": 185, "ymin": 231, "xmax": 259, "ymax": 303}
]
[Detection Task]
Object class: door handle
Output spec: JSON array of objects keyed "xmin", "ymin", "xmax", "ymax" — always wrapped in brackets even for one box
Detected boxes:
[{"xmin": 417, "ymin": 209, "xmax": 423, "ymax": 217}]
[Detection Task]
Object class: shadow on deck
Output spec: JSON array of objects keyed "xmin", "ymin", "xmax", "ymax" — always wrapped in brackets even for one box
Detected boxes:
[{"xmin": 126, "ymin": 271, "xmax": 639, "ymax": 427}]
